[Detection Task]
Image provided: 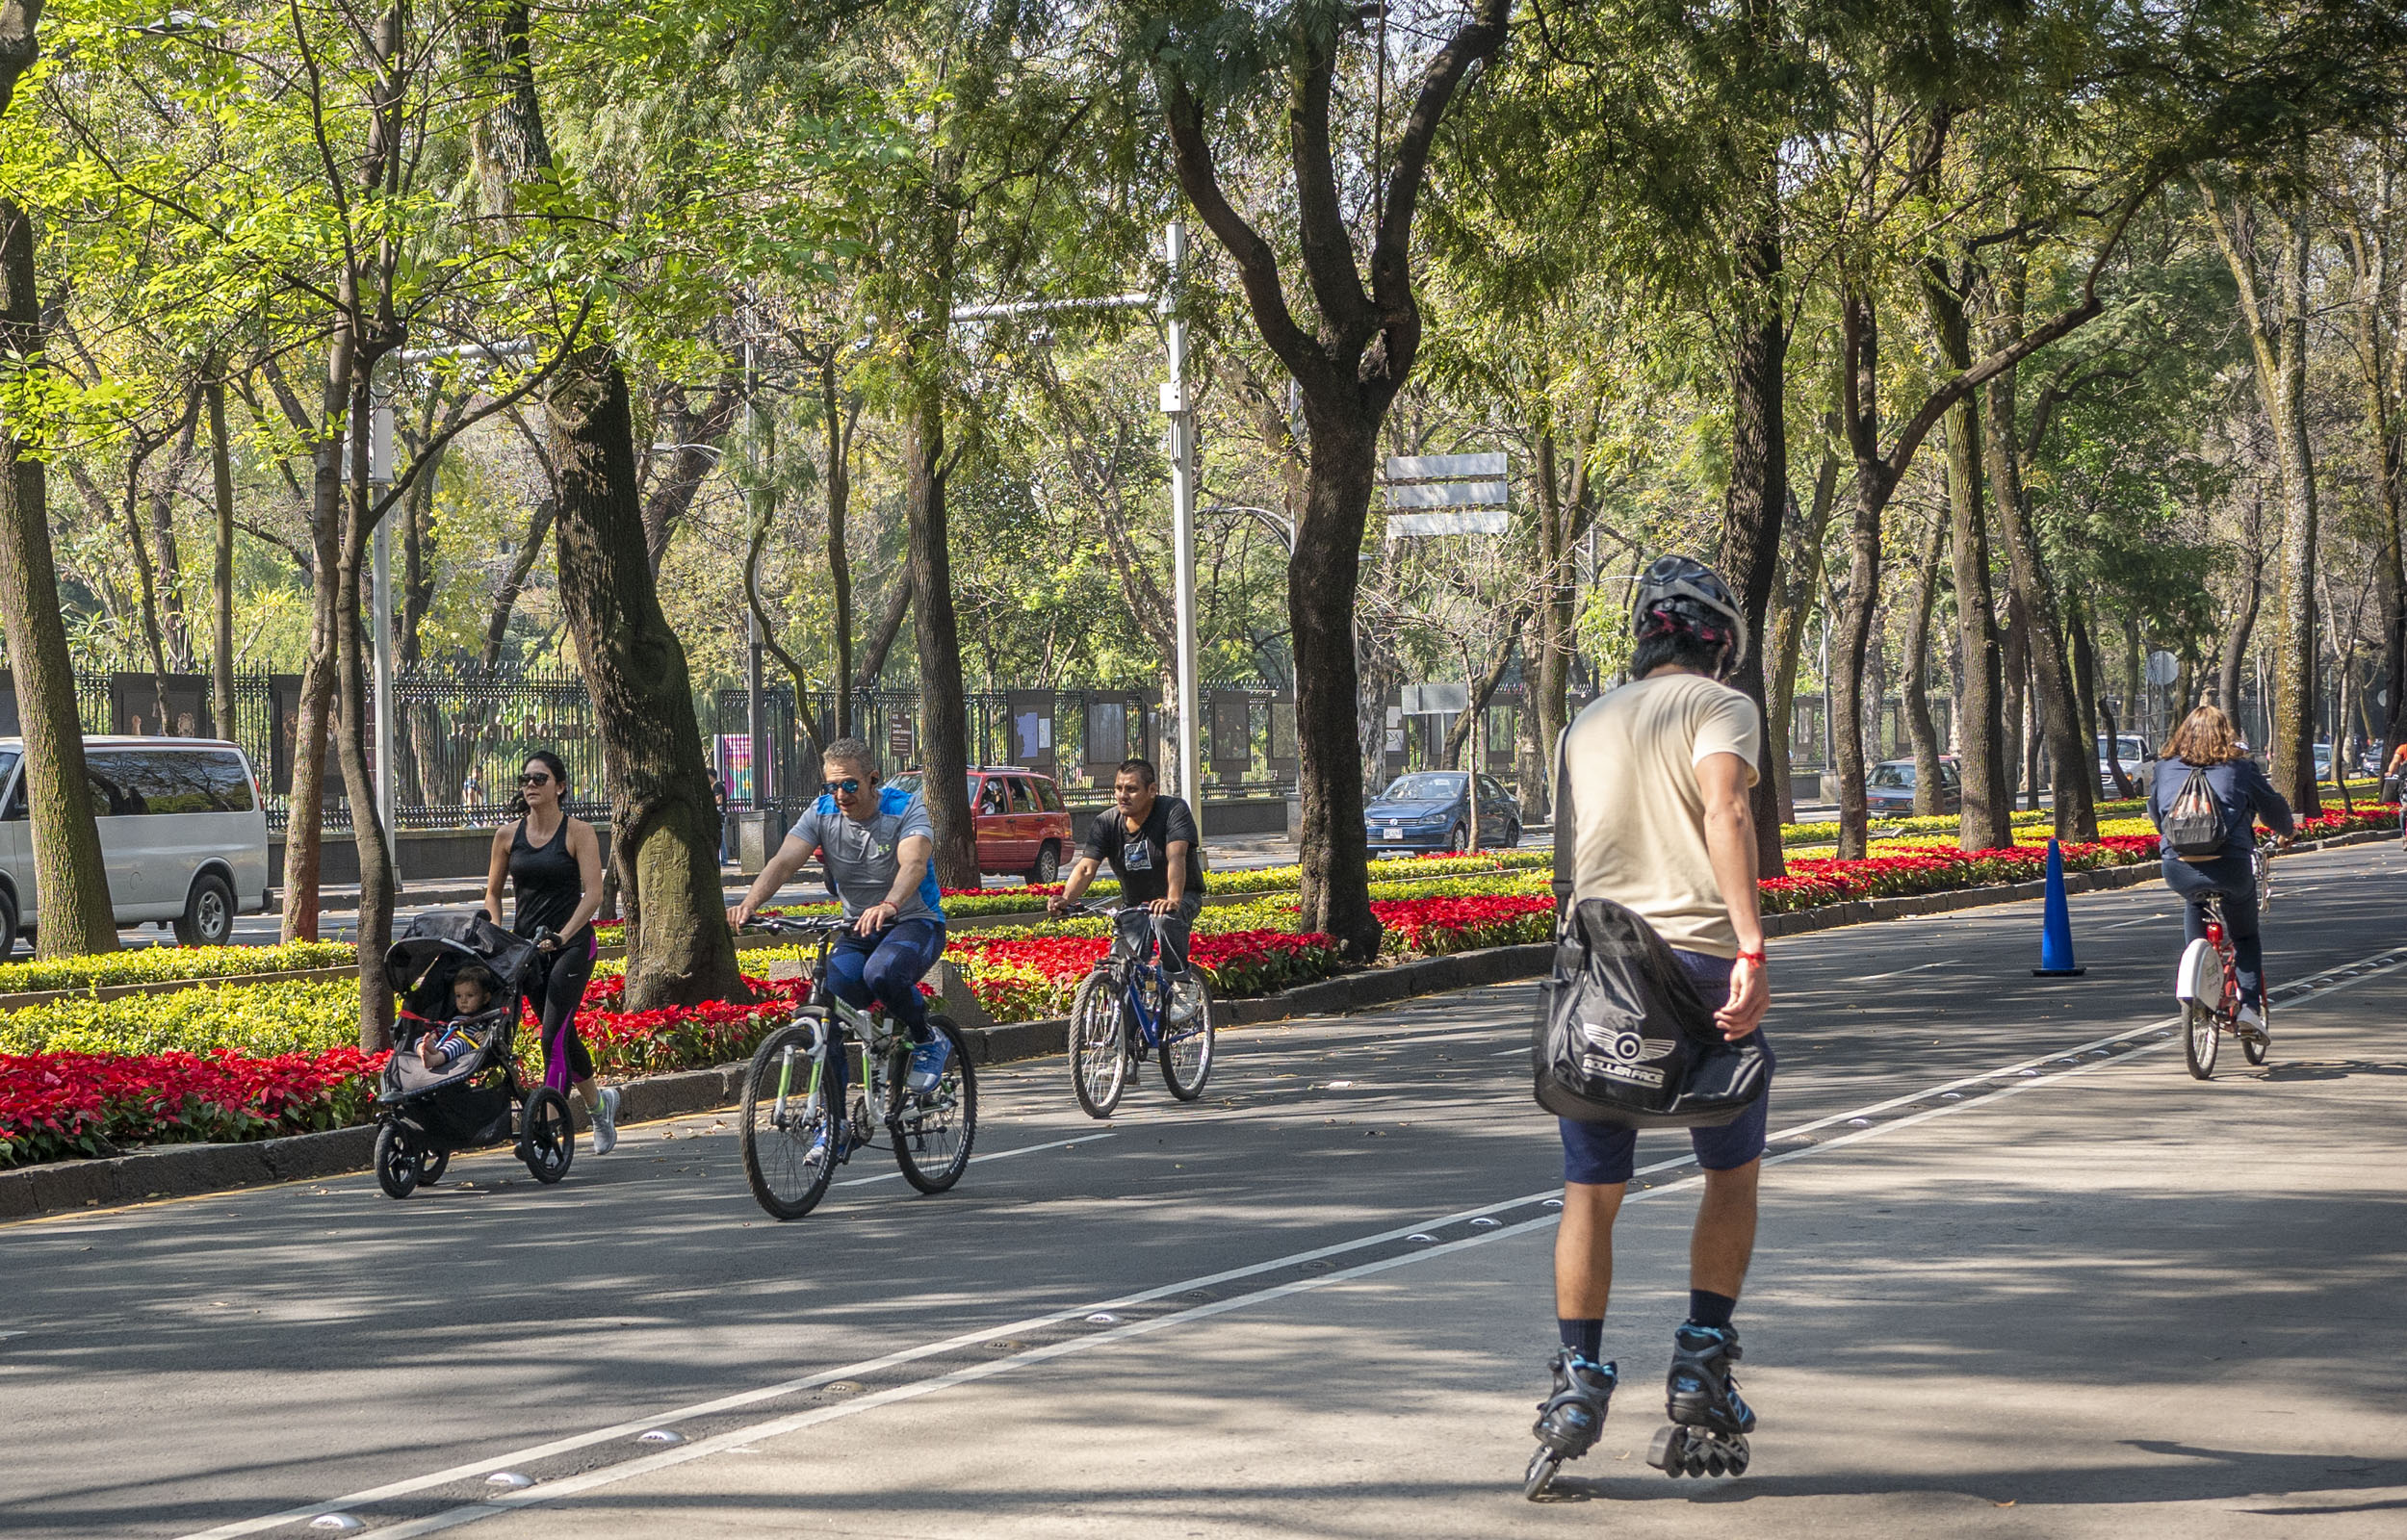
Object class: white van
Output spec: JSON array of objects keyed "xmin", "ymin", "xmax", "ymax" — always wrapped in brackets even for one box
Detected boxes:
[{"xmin": 0, "ymin": 736, "xmax": 272, "ymax": 958}]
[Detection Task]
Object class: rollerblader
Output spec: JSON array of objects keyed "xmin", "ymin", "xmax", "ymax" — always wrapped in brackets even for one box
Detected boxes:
[{"xmin": 1523, "ymin": 555, "xmax": 1773, "ymax": 1498}]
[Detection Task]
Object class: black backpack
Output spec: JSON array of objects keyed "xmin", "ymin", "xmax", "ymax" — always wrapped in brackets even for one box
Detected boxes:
[
  {"xmin": 2160, "ymin": 763, "xmax": 2229, "ymax": 862},
  {"xmin": 1534, "ymin": 724, "xmax": 1770, "ymax": 1129}
]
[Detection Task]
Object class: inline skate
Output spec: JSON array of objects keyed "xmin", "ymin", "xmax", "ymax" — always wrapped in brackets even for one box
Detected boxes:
[
  {"xmin": 1647, "ymin": 1323, "xmax": 1754, "ymax": 1478},
  {"xmin": 1523, "ymin": 1350, "xmax": 1616, "ymax": 1500}
]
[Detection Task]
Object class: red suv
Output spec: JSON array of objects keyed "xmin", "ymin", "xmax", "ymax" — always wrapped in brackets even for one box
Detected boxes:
[{"xmin": 887, "ymin": 767, "xmax": 1074, "ymax": 883}]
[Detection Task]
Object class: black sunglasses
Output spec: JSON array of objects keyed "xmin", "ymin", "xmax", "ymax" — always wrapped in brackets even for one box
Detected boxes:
[
  {"xmin": 821, "ymin": 778, "xmax": 864, "ymax": 795},
  {"xmin": 519, "ymin": 772, "xmax": 553, "ymax": 786}
]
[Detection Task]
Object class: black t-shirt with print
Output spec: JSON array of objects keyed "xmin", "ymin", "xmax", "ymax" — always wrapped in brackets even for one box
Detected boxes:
[{"xmin": 1080, "ymin": 795, "xmax": 1206, "ymax": 906}]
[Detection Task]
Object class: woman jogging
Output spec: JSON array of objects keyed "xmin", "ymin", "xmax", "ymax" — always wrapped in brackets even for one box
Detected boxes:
[{"xmin": 482, "ymin": 750, "xmax": 620, "ymax": 1153}]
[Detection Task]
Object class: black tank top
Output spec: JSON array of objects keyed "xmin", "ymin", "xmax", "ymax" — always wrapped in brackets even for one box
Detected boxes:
[{"xmin": 510, "ymin": 816, "xmax": 587, "ymax": 943}]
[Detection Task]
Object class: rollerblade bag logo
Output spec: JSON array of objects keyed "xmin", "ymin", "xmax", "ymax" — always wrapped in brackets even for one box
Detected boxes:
[{"xmin": 1575, "ymin": 1019, "xmax": 1669, "ymax": 1088}]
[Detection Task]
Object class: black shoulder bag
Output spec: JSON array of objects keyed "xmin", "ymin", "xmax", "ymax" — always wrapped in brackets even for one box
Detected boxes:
[{"xmin": 1533, "ymin": 722, "xmax": 1771, "ymax": 1129}]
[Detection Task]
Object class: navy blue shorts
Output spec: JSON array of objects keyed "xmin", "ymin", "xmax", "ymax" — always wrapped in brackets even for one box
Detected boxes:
[{"xmin": 1559, "ymin": 949, "xmax": 1773, "ymax": 1187}]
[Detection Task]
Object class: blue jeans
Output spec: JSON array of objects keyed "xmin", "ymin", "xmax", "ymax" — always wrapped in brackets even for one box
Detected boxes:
[
  {"xmin": 2162, "ymin": 854, "xmax": 2264, "ymax": 1007},
  {"xmin": 1559, "ymin": 949, "xmax": 1774, "ymax": 1186},
  {"xmin": 821, "ymin": 918, "xmax": 946, "ymax": 1126}
]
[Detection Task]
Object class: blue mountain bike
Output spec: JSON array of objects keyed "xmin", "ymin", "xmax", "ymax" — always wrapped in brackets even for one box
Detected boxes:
[{"xmin": 1062, "ymin": 902, "xmax": 1219, "ymax": 1118}]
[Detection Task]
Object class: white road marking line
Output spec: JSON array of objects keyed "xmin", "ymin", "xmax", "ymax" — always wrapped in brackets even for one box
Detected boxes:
[
  {"xmin": 180, "ymin": 936, "xmax": 2407, "ymax": 1540},
  {"xmin": 1859, "ymin": 960, "xmax": 1955, "ymax": 981},
  {"xmin": 834, "ymin": 1132, "xmax": 1113, "ymax": 1188},
  {"xmin": 340, "ymin": 945, "xmax": 2407, "ymax": 1538}
]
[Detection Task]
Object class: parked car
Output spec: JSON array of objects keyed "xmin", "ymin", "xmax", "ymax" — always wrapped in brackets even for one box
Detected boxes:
[
  {"xmin": 2097, "ymin": 732, "xmax": 2153, "ymax": 792},
  {"xmin": 885, "ymin": 766, "xmax": 1074, "ymax": 883},
  {"xmin": 0, "ymin": 736, "xmax": 272, "ymax": 959},
  {"xmin": 1865, "ymin": 757, "xmax": 1960, "ymax": 816},
  {"xmin": 1363, "ymin": 770, "xmax": 1521, "ymax": 853},
  {"xmin": 2313, "ymin": 742, "xmax": 2334, "ymax": 783}
]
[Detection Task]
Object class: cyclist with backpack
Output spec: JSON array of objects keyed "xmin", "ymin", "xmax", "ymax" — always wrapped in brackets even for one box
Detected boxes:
[
  {"xmin": 2150, "ymin": 704, "xmax": 2294, "ymax": 1037},
  {"xmin": 1524, "ymin": 555, "xmax": 1772, "ymax": 1497}
]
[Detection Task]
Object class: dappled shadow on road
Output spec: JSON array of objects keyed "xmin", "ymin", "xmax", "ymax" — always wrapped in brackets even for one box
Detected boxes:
[{"xmin": 8, "ymin": 853, "xmax": 2407, "ymax": 1536}]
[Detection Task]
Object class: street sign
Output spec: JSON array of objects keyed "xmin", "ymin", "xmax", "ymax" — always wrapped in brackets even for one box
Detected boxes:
[
  {"xmin": 1401, "ymin": 682, "xmax": 1470, "ymax": 715},
  {"xmin": 2145, "ymin": 650, "xmax": 2179, "ymax": 686},
  {"xmin": 1384, "ymin": 451, "xmax": 1509, "ymax": 538},
  {"xmin": 887, "ymin": 709, "xmax": 915, "ymax": 760}
]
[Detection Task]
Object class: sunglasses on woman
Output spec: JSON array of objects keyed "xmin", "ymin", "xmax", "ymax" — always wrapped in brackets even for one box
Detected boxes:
[{"xmin": 519, "ymin": 772, "xmax": 553, "ymax": 787}]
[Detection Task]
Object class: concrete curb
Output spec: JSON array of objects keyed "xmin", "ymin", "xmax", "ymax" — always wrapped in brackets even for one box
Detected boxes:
[{"xmin": 9, "ymin": 833, "xmax": 2389, "ymax": 1220}]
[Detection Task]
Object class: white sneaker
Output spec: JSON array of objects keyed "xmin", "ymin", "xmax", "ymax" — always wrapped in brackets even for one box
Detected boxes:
[
  {"xmin": 2236, "ymin": 1003, "xmax": 2266, "ymax": 1037},
  {"xmin": 590, "ymin": 1087, "xmax": 620, "ymax": 1155}
]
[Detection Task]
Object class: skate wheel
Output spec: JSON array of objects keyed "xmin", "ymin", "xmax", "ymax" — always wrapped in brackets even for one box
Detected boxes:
[
  {"xmin": 1522, "ymin": 1448, "xmax": 1564, "ymax": 1501},
  {"xmin": 1726, "ymin": 1435, "xmax": 1751, "ymax": 1477},
  {"xmin": 1647, "ymin": 1424, "xmax": 1688, "ymax": 1477}
]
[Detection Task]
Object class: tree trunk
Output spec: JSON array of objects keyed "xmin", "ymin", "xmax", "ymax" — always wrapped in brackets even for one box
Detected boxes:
[
  {"xmin": 280, "ymin": 336, "xmax": 351, "ymax": 945},
  {"xmin": 2219, "ymin": 492, "xmax": 2265, "ymax": 723},
  {"xmin": 1925, "ymin": 267, "xmax": 2011, "ymax": 850},
  {"xmin": 854, "ymin": 570, "xmax": 913, "ymax": 692},
  {"xmin": 1902, "ymin": 504, "xmax": 1946, "ymax": 814},
  {"xmin": 2002, "ymin": 588, "xmax": 2029, "ymax": 808},
  {"xmin": 0, "ymin": 193, "xmax": 116, "ymax": 958},
  {"xmin": 474, "ymin": 2, "xmax": 740, "ymax": 1008},
  {"xmin": 336, "ymin": 370, "xmax": 399, "ymax": 1050},
  {"xmin": 1764, "ymin": 448, "xmax": 1839, "ymax": 826},
  {"xmin": 1832, "ymin": 291, "xmax": 1889, "ymax": 859},
  {"xmin": 147, "ymin": 388, "xmax": 201, "ymax": 676},
  {"xmin": 479, "ymin": 498, "xmax": 555, "ymax": 666},
  {"xmin": 1287, "ymin": 410, "xmax": 1384, "ymax": 957},
  {"xmin": 822, "ymin": 356, "xmax": 857, "ymax": 739},
  {"xmin": 2069, "ymin": 597, "xmax": 2101, "ymax": 792},
  {"xmin": 1720, "ymin": 223, "xmax": 1788, "ymax": 874},
  {"xmin": 1983, "ymin": 339, "xmax": 2096, "ymax": 839},
  {"xmin": 1441, "ymin": 603, "xmax": 1533, "ymax": 767},
  {"xmin": 205, "ymin": 376, "xmax": 237, "ymax": 740},
  {"xmin": 2204, "ymin": 188, "xmax": 2320, "ymax": 814},
  {"xmin": 2350, "ymin": 189, "xmax": 2407, "ymax": 773},
  {"xmin": 903, "ymin": 384, "xmax": 979, "ymax": 889},
  {"xmin": 551, "ymin": 349, "xmax": 744, "ymax": 1008}
]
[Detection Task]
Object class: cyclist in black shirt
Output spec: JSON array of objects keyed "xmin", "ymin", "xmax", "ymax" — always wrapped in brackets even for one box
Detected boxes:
[{"xmin": 1048, "ymin": 758, "xmax": 1205, "ymax": 974}]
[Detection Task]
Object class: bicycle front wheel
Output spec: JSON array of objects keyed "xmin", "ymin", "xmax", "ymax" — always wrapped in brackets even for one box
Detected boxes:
[
  {"xmin": 1071, "ymin": 970, "xmax": 1128, "ymax": 1119},
  {"xmin": 890, "ymin": 1015, "xmax": 976, "ymax": 1193},
  {"xmin": 2183, "ymin": 1000, "xmax": 2219, "ymax": 1080},
  {"xmin": 741, "ymin": 1017, "xmax": 837, "ymax": 1220},
  {"xmin": 1158, "ymin": 972, "xmax": 1219, "ymax": 1101}
]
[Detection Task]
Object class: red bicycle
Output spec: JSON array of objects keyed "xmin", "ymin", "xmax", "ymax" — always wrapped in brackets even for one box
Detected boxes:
[{"xmin": 2175, "ymin": 892, "xmax": 2269, "ymax": 1079}]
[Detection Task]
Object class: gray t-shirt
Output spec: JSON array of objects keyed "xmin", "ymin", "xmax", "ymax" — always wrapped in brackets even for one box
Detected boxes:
[{"xmin": 791, "ymin": 787, "xmax": 945, "ymax": 923}]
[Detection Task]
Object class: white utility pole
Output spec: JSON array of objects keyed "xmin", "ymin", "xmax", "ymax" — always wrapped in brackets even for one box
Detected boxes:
[
  {"xmin": 945, "ymin": 225, "xmax": 1201, "ymax": 802},
  {"xmin": 1159, "ymin": 221, "xmax": 1203, "ymax": 807}
]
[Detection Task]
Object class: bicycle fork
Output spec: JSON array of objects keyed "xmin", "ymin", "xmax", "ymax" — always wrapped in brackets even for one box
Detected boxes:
[{"xmin": 773, "ymin": 1023, "xmax": 828, "ymax": 1133}]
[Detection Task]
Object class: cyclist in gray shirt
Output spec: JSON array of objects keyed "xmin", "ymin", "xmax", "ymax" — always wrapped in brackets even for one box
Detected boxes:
[{"xmin": 730, "ymin": 739, "xmax": 950, "ymax": 1135}]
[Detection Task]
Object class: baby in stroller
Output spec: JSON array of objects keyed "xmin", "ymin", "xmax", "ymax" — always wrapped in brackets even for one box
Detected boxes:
[{"xmin": 420, "ymin": 965, "xmax": 504, "ymax": 1069}]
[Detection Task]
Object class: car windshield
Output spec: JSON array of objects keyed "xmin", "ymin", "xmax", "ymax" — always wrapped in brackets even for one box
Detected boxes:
[
  {"xmin": 1868, "ymin": 763, "xmax": 1914, "ymax": 789},
  {"xmin": 1381, "ymin": 773, "xmax": 1465, "ymax": 801}
]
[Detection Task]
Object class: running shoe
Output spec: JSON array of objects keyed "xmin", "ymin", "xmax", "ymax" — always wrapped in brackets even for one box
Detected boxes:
[
  {"xmin": 2237, "ymin": 1002, "xmax": 2267, "ymax": 1038},
  {"xmin": 906, "ymin": 1034, "xmax": 953, "ymax": 1094},
  {"xmin": 1168, "ymin": 973, "xmax": 1203, "ymax": 1022},
  {"xmin": 591, "ymin": 1086, "xmax": 621, "ymax": 1155}
]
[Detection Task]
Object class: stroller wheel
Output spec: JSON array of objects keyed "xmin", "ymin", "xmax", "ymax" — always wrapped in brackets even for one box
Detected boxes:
[
  {"xmin": 375, "ymin": 1124, "xmax": 421, "ymax": 1200},
  {"xmin": 418, "ymin": 1148, "xmax": 449, "ymax": 1187},
  {"xmin": 522, "ymin": 1088, "xmax": 575, "ymax": 1184}
]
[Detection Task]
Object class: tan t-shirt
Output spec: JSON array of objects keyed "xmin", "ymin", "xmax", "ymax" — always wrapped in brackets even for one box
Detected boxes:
[{"xmin": 1563, "ymin": 672, "xmax": 1760, "ymax": 958}]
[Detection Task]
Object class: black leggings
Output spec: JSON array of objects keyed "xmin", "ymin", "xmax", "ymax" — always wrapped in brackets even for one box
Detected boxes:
[{"xmin": 531, "ymin": 933, "xmax": 598, "ymax": 1081}]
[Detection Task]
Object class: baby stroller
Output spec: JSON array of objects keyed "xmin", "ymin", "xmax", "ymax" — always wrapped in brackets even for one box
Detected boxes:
[{"xmin": 372, "ymin": 910, "xmax": 575, "ymax": 1198}]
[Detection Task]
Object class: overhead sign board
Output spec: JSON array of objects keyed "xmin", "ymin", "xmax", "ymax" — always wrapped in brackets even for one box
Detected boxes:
[
  {"xmin": 1402, "ymin": 682, "xmax": 1471, "ymax": 715},
  {"xmin": 1384, "ymin": 451, "xmax": 1509, "ymax": 538}
]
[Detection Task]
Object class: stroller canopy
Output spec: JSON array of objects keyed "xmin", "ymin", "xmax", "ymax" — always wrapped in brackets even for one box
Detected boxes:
[{"xmin": 383, "ymin": 909, "xmax": 542, "ymax": 1000}]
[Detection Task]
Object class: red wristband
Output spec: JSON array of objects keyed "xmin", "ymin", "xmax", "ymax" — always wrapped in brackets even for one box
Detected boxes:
[{"xmin": 1736, "ymin": 949, "xmax": 1767, "ymax": 965}]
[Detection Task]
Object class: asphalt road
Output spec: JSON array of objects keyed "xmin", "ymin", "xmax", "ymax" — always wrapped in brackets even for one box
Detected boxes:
[{"xmin": 5, "ymin": 842, "xmax": 2404, "ymax": 1538}]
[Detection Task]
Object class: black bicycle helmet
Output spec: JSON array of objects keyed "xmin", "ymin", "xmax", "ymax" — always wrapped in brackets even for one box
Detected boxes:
[{"xmin": 1630, "ymin": 554, "xmax": 1747, "ymax": 678}]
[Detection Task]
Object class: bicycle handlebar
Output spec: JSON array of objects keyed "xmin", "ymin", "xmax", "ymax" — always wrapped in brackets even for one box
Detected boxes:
[{"xmin": 740, "ymin": 914, "xmax": 848, "ymax": 937}]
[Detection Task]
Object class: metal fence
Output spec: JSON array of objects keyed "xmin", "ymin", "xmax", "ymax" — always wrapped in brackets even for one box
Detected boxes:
[{"xmin": 5, "ymin": 663, "xmax": 609, "ymax": 833}]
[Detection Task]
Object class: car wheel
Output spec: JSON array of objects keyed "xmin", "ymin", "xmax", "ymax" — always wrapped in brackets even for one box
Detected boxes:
[
  {"xmin": 0, "ymin": 887, "xmax": 16, "ymax": 962},
  {"xmin": 1505, "ymin": 820, "xmax": 1522, "ymax": 848},
  {"xmin": 173, "ymin": 872, "xmax": 236, "ymax": 947},
  {"xmin": 1448, "ymin": 823, "xmax": 1468, "ymax": 854},
  {"xmin": 1027, "ymin": 841, "xmax": 1061, "ymax": 885}
]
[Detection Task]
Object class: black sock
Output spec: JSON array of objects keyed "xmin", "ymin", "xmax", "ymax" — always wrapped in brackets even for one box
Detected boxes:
[
  {"xmin": 1687, "ymin": 1290, "xmax": 1737, "ymax": 1331},
  {"xmin": 1557, "ymin": 1318, "xmax": 1603, "ymax": 1362}
]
